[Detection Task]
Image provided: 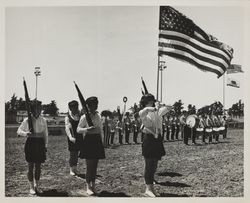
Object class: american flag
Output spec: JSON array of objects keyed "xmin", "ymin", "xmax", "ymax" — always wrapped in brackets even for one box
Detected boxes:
[{"xmin": 158, "ymin": 6, "xmax": 234, "ymax": 78}]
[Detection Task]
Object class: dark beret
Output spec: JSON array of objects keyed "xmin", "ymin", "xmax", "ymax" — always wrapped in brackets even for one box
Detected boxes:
[
  {"xmin": 86, "ymin": 96, "xmax": 98, "ymax": 106},
  {"xmin": 140, "ymin": 93, "xmax": 156, "ymax": 107},
  {"xmin": 68, "ymin": 100, "xmax": 79, "ymax": 108}
]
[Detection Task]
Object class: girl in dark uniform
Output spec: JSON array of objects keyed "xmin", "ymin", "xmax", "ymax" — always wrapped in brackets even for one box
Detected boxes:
[
  {"xmin": 65, "ymin": 100, "xmax": 82, "ymax": 176},
  {"xmin": 77, "ymin": 97, "xmax": 105, "ymax": 196},
  {"xmin": 17, "ymin": 100, "xmax": 48, "ymax": 195},
  {"xmin": 139, "ymin": 94, "xmax": 170, "ymax": 197}
]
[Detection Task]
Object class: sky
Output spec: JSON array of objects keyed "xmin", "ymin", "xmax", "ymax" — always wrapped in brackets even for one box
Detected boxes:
[{"xmin": 5, "ymin": 5, "xmax": 245, "ymax": 113}]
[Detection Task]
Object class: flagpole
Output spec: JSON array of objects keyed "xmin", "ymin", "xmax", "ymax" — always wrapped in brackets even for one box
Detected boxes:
[
  {"xmin": 157, "ymin": 55, "xmax": 160, "ymax": 100},
  {"xmin": 223, "ymin": 74, "xmax": 225, "ymax": 114}
]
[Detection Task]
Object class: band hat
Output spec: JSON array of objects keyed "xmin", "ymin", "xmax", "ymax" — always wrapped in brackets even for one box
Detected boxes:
[
  {"xmin": 140, "ymin": 93, "xmax": 156, "ymax": 107},
  {"xmin": 86, "ymin": 96, "xmax": 98, "ymax": 106},
  {"xmin": 68, "ymin": 100, "xmax": 79, "ymax": 108}
]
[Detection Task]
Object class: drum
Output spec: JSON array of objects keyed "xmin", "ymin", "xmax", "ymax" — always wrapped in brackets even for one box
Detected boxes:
[{"xmin": 186, "ymin": 115, "xmax": 199, "ymax": 128}]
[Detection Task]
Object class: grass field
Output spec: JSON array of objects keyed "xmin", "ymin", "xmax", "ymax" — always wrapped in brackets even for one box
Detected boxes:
[{"xmin": 5, "ymin": 128, "xmax": 243, "ymax": 197}]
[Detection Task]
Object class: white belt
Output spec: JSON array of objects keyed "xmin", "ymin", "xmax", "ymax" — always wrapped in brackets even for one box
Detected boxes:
[
  {"xmin": 213, "ymin": 128, "xmax": 220, "ymax": 132},
  {"xmin": 196, "ymin": 128, "xmax": 204, "ymax": 132},
  {"xmin": 205, "ymin": 128, "xmax": 212, "ymax": 132}
]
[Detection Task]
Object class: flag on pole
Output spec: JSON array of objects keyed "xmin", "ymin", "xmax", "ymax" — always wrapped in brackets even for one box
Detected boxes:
[
  {"xmin": 227, "ymin": 77, "xmax": 240, "ymax": 88},
  {"xmin": 158, "ymin": 6, "xmax": 234, "ymax": 78},
  {"xmin": 227, "ymin": 64, "xmax": 243, "ymax": 74}
]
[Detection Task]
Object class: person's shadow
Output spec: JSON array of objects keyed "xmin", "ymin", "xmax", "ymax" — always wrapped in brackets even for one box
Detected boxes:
[
  {"xmin": 157, "ymin": 171, "xmax": 182, "ymax": 177},
  {"xmin": 97, "ymin": 191, "xmax": 130, "ymax": 197},
  {"xmin": 37, "ymin": 189, "xmax": 69, "ymax": 197},
  {"xmin": 159, "ymin": 193, "xmax": 190, "ymax": 197},
  {"xmin": 155, "ymin": 180, "xmax": 191, "ymax": 188},
  {"xmin": 76, "ymin": 173, "xmax": 102, "ymax": 180}
]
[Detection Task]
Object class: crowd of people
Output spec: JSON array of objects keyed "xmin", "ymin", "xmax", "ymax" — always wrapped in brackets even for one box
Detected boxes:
[{"xmin": 16, "ymin": 93, "xmax": 229, "ymax": 197}]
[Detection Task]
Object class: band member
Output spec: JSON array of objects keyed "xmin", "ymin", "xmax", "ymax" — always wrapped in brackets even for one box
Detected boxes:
[
  {"xmin": 196, "ymin": 115, "xmax": 206, "ymax": 144},
  {"xmin": 139, "ymin": 94, "xmax": 170, "ymax": 197},
  {"xmin": 102, "ymin": 116, "xmax": 110, "ymax": 148},
  {"xmin": 220, "ymin": 115, "xmax": 228, "ymax": 139},
  {"xmin": 179, "ymin": 112, "xmax": 187, "ymax": 140},
  {"xmin": 175, "ymin": 116, "xmax": 180, "ymax": 140},
  {"xmin": 109, "ymin": 117, "xmax": 116, "ymax": 145},
  {"xmin": 132, "ymin": 116, "xmax": 140, "ymax": 144},
  {"xmin": 124, "ymin": 113, "xmax": 131, "ymax": 144},
  {"xmin": 77, "ymin": 97, "xmax": 105, "ymax": 196},
  {"xmin": 170, "ymin": 116, "xmax": 176, "ymax": 141},
  {"xmin": 65, "ymin": 100, "xmax": 83, "ymax": 176},
  {"xmin": 116, "ymin": 119, "xmax": 123, "ymax": 144},
  {"xmin": 183, "ymin": 113, "xmax": 192, "ymax": 145},
  {"xmin": 17, "ymin": 100, "xmax": 48, "ymax": 195},
  {"xmin": 165, "ymin": 116, "xmax": 171, "ymax": 141},
  {"xmin": 205, "ymin": 114, "xmax": 213, "ymax": 143},
  {"xmin": 191, "ymin": 115, "xmax": 198, "ymax": 145},
  {"xmin": 212, "ymin": 114, "xmax": 221, "ymax": 142}
]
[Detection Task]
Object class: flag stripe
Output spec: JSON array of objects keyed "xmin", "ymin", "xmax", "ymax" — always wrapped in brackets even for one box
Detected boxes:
[
  {"xmin": 159, "ymin": 48, "xmax": 224, "ymax": 75},
  {"xmin": 159, "ymin": 43, "xmax": 226, "ymax": 73},
  {"xmin": 159, "ymin": 50, "xmax": 222, "ymax": 76},
  {"xmin": 158, "ymin": 38, "xmax": 228, "ymax": 71},
  {"xmin": 158, "ymin": 6, "xmax": 233, "ymax": 78},
  {"xmin": 159, "ymin": 30, "xmax": 231, "ymax": 62}
]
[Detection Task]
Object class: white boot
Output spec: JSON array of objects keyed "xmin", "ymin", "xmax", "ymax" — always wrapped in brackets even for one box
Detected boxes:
[
  {"xmin": 144, "ymin": 184, "xmax": 156, "ymax": 197},
  {"xmin": 70, "ymin": 167, "xmax": 76, "ymax": 176},
  {"xmin": 29, "ymin": 181, "xmax": 36, "ymax": 195},
  {"xmin": 34, "ymin": 180, "xmax": 43, "ymax": 193},
  {"xmin": 86, "ymin": 183, "xmax": 94, "ymax": 196}
]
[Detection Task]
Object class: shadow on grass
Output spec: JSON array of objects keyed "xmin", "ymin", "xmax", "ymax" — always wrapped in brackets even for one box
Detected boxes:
[
  {"xmin": 157, "ymin": 171, "xmax": 182, "ymax": 177},
  {"xmin": 76, "ymin": 173, "xmax": 102, "ymax": 179},
  {"xmin": 97, "ymin": 191, "xmax": 130, "ymax": 197},
  {"xmin": 37, "ymin": 189, "xmax": 69, "ymax": 197},
  {"xmin": 159, "ymin": 193, "xmax": 190, "ymax": 197},
  {"xmin": 155, "ymin": 180, "xmax": 191, "ymax": 188}
]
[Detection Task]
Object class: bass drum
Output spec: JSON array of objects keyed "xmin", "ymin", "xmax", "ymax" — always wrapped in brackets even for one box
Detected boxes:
[{"xmin": 186, "ymin": 114, "xmax": 199, "ymax": 128}]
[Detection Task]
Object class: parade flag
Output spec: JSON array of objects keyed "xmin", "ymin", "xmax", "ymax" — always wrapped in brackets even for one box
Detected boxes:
[
  {"xmin": 158, "ymin": 6, "xmax": 234, "ymax": 78},
  {"xmin": 227, "ymin": 64, "xmax": 243, "ymax": 74},
  {"xmin": 227, "ymin": 77, "xmax": 240, "ymax": 88}
]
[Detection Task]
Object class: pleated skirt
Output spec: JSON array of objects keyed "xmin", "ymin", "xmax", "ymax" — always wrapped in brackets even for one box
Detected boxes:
[
  {"xmin": 142, "ymin": 133, "xmax": 166, "ymax": 160},
  {"xmin": 79, "ymin": 133, "xmax": 105, "ymax": 159},
  {"xmin": 24, "ymin": 137, "xmax": 46, "ymax": 163}
]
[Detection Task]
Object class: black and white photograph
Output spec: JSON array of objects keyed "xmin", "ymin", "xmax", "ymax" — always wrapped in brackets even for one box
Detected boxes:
[{"xmin": 1, "ymin": 0, "xmax": 249, "ymax": 200}]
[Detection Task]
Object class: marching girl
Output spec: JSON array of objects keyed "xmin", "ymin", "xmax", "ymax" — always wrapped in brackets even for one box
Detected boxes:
[
  {"xmin": 17, "ymin": 100, "xmax": 48, "ymax": 195},
  {"xmin": 139, "ymin": 94, "xmax": 170, "ymax": 197},
  {"xmin": 77, "ymin": 97, "xmax": 105, "ymax": 196},
  {"xmin": 65, "ymin": 100, "xmax": 83, "ymax": 176}
]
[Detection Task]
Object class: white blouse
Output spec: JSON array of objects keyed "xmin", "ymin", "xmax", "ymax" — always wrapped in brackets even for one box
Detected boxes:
[
  {"xmin": 139, "ymin": 106, "xmax": 169, "ymax": 136},
  {"xmin": 17, "ymin": 116, "xmax": 48, "ymax": 147},
  {"xmin": 77, "ymin": 112, "xmax": 104, "ymax": 138}
]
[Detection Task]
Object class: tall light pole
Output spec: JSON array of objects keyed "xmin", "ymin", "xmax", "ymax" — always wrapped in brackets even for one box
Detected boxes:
[
  {"xmin": 159, "ymin": 61, "xmax": 166, "ymax": 102},
  {"xmin": 34, "ymin": 67, "xmax": 41, "ymax": 100}
]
